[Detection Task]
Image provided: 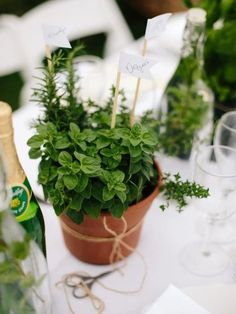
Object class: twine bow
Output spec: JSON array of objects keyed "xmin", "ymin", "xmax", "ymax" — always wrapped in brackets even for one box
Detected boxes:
[{"xmin": 58, "ymin": 216, "xmax": 147, "ymax": 314}]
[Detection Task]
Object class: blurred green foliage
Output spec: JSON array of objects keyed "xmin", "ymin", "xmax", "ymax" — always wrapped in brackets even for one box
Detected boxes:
[{"xmin": 183, "ymin": 0, "xmax": 236, "ymax": 115}]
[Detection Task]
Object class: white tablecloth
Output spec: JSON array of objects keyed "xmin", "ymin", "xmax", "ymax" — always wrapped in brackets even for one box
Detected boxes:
[{"xmin": 12, "ymin": 13, "xmax": 236, "ymax": 314}]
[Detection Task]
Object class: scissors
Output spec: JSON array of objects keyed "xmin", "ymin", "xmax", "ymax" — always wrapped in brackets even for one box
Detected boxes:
[{"xmin": 65, "ymin": 269, "xmax": 116, "ymax": 299}]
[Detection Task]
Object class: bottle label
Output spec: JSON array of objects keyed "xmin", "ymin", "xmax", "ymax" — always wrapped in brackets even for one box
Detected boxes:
[{"xmin": 10, "ymin": 178, "xmax": 38, "ymax": 222}]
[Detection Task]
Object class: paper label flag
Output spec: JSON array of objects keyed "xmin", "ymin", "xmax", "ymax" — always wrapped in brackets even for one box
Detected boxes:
[
  {"xmin": 145, "ymin": 13, "xmax": 172, "ymax": 40},
  {"xmin": 118, "ymin": 52, "xmax": 156, "ymax": 80},
  {"xmin": 42, "ymin": 24, "xmax": 71, "ymax": 48}
]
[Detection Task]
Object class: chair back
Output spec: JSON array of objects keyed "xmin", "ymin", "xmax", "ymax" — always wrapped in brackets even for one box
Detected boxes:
[{"xmin": 0, "ymin": 0, "xmax": 133, "ymax": 105}]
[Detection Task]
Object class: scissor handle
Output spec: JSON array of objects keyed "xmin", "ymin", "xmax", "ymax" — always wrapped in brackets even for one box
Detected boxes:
[
  {"xmin": 67, "ymin": 269, "xmax": 116, "ymax": 299},
  {"xmin": 72, "ymin": 280, "xmax": 94, "ymax": 299},
  {"xmin": 65, "ymin": 273, "xmax": 92, "ymax": 286}
]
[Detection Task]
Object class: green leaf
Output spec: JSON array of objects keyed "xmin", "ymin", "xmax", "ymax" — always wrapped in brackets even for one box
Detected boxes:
[
  {"xmin": 27, "ymin": 135, "xmax": 44, "ymax": 148},
  {"xmin": 131, "ymin": 123, "xmax": 142, "ymax": 137},
  {"xmin": 55, "ymin": 178, "xmax": 64, "ymax": 191},
  {"xmin": 71, "ymin": 161, "xmax": 81, "ymax": 174},
  {"xmin": 69, "ymin": 122, "xmax": 80, "ymax": 139},
  {"xmin": 78, "ymin": 141, "xmax": 87, "ymax": 151},
  {"xmin": 136, "ymin": 175, "xmax": 144, "ymax": 202},
  {"xmin": 82, "ymin": 129, "xmax": 97, "ymax": 142},
  {"xmin": 114, "ymin": 182, "xmax": 126, "ymax": 192},
  {"xmin": 0, "ymin": 243, "xmax": 6, "ymax": 252},
  {"xmin": 75, "ymin": 174, "xmax": 88, "ymax": 192},
  {"xmin": 70, "ymin": 194, "xmax": 83, "ymax": 210},
  {"xmin": 129, "ymin": 161, "xmax": 141, "ymax": 175},
  {"xmin": 9, "ymin": 238, "xmax": 29, "ymax": 260},
  {"xmin": 28, "ymin": 147, "xmax": 41, "ymax": 159},
  {"xmin": 142, "ymin": 132, "xmax": 156, "ymax": 146},
  {"xmin": 81, "ymin": 180, "xmax": 92, "ymax": 199},
  {"xmin": 36, "ymin": 124, "xmax": 48, "ymax": 137},
  {"xmin": 57, "ymin": 166, "xmax": 71, "ymax": 175},
  {"xmin": 19, "ymin": 273, "xmax": 35, "ymax": 288},
  {"xmin": 111, "ymin": 170, "xmax": 125, "ymax": 183},
  {"xmin": 101, "ymin": 169, "xmax": 110, "ymax": 182},
  {"xmin": 74, "ymin": 152, "xmax": 100, "ymax": 174},
  {"xmin": 67, "ymin": 209, "xmax": 84, "ymax": 224},
  {"xmin": 103, "ymin": 186, "xmax": 115, "ymax": 201},
  {"xmin": 129, "ymin": 137, "xmax": 141, "ymax": 146},
  {"xmin": 58, "ymin": 151, "xmax": 73, "ymax": 166},
  {"xmin": 63, "ymin": 174, "xmax": 78, "ymax": 190},
  {"xmin": 100, "ymin": 148, "xmax": 113, "ymax": 157},
  {"xmin": 46, "ymin": 122, "xmax": 57, "ymax": 135},
  {"xmin": 141, "ymin": 145, "xmax": 153, "ymax": 154},
  {"xmin": 110, "ymin": 200, "xmax": 126, "ymax": 218},
  {"xmin": 45, "ymin": 143, "xmax": 58, "ymax": 161},
  {"xmin": 105, "ymin": 157, "xmax": 121, "ymax": 170},
  {"xmin": 83, "ymin": 198, "xmax": 102, "ymax": 218},
  {"xmin": 116, "ymin": 191, "xmax": 126, "ymax": 203},
  {"xmin": 53, "ymin": 203, "xmax": 64, "ymax": 216},
  {"xmin": 96, "ymin": 137, "xmax": 111, "ymax": 149},
  {"xmin": 92, "ymin": 181, "xmax": 104, "ymax": 202},
  {"xmin": 54, "ymin": 135, "xmax": 70, "ymax": 149},
  {"xmin": 0, "ymin": 261, "xmax": 21, "ymax": 283},
  {"xmin": 38, "ymin": 167, "xmax": 49, "ymax": 185},
  {"xmin": 49, "ymin": 166, "xmax": 58, "ymax": 181},
  {"xmin": 129, "ymin": 144, "xmax": 142, "ymax": 157}
]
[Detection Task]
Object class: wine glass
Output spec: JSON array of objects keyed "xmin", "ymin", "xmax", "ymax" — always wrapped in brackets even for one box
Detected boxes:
[
  {"xmin": 209, "ymin": 111, "xmax": 236, "ymax": 243},
  {"xmin": 180, "ymin": 145, "xmax": 236, "ymax": 276}
]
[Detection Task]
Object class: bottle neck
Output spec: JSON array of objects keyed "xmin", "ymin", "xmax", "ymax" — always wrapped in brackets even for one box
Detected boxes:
[
  {"xmin": 0, "ymin": 134, "xmax": 25, "ymax": 185},
  {"xmin": 0, "ymin": 102, "xmax": 25, "ymax": 185},
  {"xmin": 181, "ymin": 18, "xmax": 206, "ymax": 71}
]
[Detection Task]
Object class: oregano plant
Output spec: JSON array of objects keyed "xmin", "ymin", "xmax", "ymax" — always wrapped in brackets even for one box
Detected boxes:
[{"xmin": 27, "ymin": 47, "xmax": 209, "ymax": 224}]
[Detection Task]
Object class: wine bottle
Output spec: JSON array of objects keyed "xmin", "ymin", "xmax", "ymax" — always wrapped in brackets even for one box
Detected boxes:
[
  {"xmin": 160, "ymin": 8, "xmax": 214, "ymax": 159},
  {"xmin": 0, "ymin": 150, "xmax": 51, "ymax": 313},
  {"xmin": 0, "ymin": 101, "xmax": 46, "ymax": 255}
]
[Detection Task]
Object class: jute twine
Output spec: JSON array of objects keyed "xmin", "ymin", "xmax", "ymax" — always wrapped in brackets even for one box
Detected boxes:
[{"xmin": 57, "ymin": 216, "xmax": 147, "ymax": 314}]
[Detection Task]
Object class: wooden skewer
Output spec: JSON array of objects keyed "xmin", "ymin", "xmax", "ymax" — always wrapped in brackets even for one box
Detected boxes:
[
  {"xmin": 130, "ymin": 38, "xmax": 148, "ymax": 127},
  {"xmin": 45, "ymin": 44, "xmax": 52, "ymax": 71},
  {"xmin": 111, "ymin": 71, "xmax": 121, "ymax": 129}
]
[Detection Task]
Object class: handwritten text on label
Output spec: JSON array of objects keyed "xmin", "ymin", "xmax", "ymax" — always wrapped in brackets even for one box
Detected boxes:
[{"xmin": 119, "ymin": 52, "xmax": 156, "ymax": 80}]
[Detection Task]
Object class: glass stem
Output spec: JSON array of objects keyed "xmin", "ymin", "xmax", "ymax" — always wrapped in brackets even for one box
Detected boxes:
[{"xmin": 201, "ymin": 218, "xmax": 215, "ymax": 256}]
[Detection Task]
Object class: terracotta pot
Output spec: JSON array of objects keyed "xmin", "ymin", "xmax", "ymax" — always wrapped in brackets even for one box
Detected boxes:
[{"xmin": 60, "ymin": 162, "xmax": 162, "ymax": 265}]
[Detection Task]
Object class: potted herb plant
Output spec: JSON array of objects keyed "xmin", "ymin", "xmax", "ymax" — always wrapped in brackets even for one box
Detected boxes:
[{"xmin": 27, "ymin": 47, "xmax": 208, "ymax": 264}]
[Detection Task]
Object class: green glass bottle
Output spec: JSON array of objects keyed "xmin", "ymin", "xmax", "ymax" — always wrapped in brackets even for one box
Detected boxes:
[
  {"xmin": 0, "ymin": 150, "xmax": 51, "ymax": 313},
  {"xmin": 160, "ymin": 8, "xmax": 214, "ymax": 159},
  {"xmin": 0, "ymin": 101, "xmax": 46, "ymax": 256}
]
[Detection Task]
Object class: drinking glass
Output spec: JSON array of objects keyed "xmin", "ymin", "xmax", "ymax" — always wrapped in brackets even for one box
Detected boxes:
[
  {"xmin": 210, "ymin": 111, "xmax": 236, "ymax": 242},
  {"xmin": 180, "ymin": 145, "xmax": 236, "ymax": 276}
]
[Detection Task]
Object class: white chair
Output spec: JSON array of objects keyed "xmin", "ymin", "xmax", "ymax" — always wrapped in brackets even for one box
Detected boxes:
[
  {"xmin": 0, "ymin": 0, "xmax": 133, "ymax": 105},
  {"xmin": 0, "ymin": 14, "xmax": 32, "ymax": 85}
]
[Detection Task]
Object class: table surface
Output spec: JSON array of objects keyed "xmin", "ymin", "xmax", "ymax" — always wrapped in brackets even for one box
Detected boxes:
[{"xmin": 12, "ymin": 13, "xmax": 236, "ymax": 314}]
